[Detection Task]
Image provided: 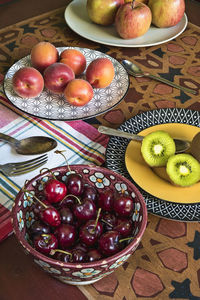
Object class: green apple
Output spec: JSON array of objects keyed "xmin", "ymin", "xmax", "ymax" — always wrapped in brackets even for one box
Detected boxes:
[
  {"xmin": 148, "ymin": 0, "xmax": 185, "ymax": 28},
  {"xmin": 86, "ymin": 0, "xmax": 124, "ymax": 26},
  {"xmin": 115, "ymin": 1, "xmax": 152, "ymax": 39}
]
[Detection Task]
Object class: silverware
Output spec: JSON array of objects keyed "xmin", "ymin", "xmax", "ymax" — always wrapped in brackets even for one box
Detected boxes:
[
  {"xmin": 0, "ymin": 133, "xmax": 57, "ymax": 155},
  {"xmin": 98, "ymin": 125, "xmax": 191, "ymax": 154},
  {"xmin": 0, "ymin": 154, "xmax": 48, "ymax": 176},
  {"xmin": 121, "ymin": 59, "xmax": 197, "ymax": 95}
]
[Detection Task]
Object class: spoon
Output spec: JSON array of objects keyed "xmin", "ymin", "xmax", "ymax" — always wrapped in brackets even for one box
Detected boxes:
[
  {"xmin": 98, "ymin": 126, "xmax": 191, "ymax": 154},
  {"xmin": 0, "ymin": 133, "xmax": 57, "ymax": 155},
  {"xmin": 122, "ymin": 59, "xmax": 197, "ymax": 95}
]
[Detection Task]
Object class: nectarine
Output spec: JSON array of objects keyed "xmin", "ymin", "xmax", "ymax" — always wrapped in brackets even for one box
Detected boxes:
[
  {"xmin": 31, "ymin": 42, "xmax": 59, "ymax": 73},
  {"xmin": 43, "ymin": 63, "xmax": 75, "ymax": 94},
  {"xmin": 86, "ymin": 58, "xmax": 115, "ymax": 88},
  {"xmin": 64, "ymin": 79, "xmax": 94, "ymax": 107},
  {"xmin": 60, "ymin": 49, "xmax": 86, "ymax": 75},
  {"xmin": 12, "ymin": 67, "xmax": 44, "ymax": 98}
]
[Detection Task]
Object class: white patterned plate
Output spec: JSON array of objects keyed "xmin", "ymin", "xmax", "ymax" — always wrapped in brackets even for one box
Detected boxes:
[
  {"xmin": 105, "ymin": 108, "xmax": 200, "ymax": 222},
  {"xmin": 3, "ymin": 47, "xmax": 129, "ymax": 121}
]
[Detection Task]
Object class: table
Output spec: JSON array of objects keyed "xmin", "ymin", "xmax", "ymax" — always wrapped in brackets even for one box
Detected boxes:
[{"xmin": 0, "ymin": 1, "xmax": 200, "ymax": 299}]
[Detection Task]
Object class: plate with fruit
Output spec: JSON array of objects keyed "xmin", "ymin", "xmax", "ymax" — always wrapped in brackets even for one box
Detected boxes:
[
  {"xmin": 3, "ymin": 44, "xmax": 129, "ymax": 121},
  {"xmin": 105, "ymin": 108, "xmax": 200, "ymax": 222},
  {"xmin": 64, "ymin": 0, "xmax": 187, "ymax": 48},
  {"xmin": 12, "ymin": 164, "xmax": 147, "ymax": 285}
]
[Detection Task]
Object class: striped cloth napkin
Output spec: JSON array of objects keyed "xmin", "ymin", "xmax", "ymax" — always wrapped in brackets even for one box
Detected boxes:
[{"xmin": 0, "ymin": 88, "xmax": 109, "ymax": 242}]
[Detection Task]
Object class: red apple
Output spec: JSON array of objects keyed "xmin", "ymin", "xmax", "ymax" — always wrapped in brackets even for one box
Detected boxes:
[
  {"xmin": 86, "ymin": 0, "xmax": 124, "ymax": 26},
  {"xmin": 12, "ymin": 67, "xmax": 44, "ymax": 98},
  {"xmin": 115, "ymin": 1, "xmax": 152, "ymax": 39},
  {"xmin": 31, "ymin": 42, "xmax": 59, "ymax": 73},
  {"xmin": 86, "ymin": 58, "xmax": 115, "ymax": 88},
  {"xmin": 148, "ymin": 0, "xmax": 185, "ymax": 28},
  {"xmin": 43, "ymin": 63, "xmax": 75, "ymax": 94},
  {"xmin": 60, "ymin": 49, "xmax": 86, "ymax": 75},
  {"xmin": 64, "ymin": 79, "xmax": 94, "ymax": 107}
]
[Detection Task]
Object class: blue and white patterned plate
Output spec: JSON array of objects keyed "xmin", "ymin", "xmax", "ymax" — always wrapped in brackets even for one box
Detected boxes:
[
  {"xmin": 3, "ymin": 47, "xmax": 129, "ymax": 121},
  {"xmin": 105, "ymin": 108, "xmax": 200, "ymax": 222}
]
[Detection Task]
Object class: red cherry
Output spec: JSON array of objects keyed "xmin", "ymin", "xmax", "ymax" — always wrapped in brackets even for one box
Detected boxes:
[
  {"xmin": 98, "ymin": 189, "xmax": 114, "ymax": 211},
  {"xmin": 34, "ymin": 233, "xmax": 58, "ymax": 255},
  {"xmin": 87, "ymin": 249, "xmax": 103, "ymax": 262},
  {"xmin": 114, "ymin": 219, "xmax": 133, "ymax": 237},
  {"xmin": 58, "ymin": 207, "xmax": 74, "ymax": 224},
  {"xmin": 73, "ymin": 198, "xmax": 96, "ymax": 221},
  {"xmin": 114, "ymin": 194, "xmax": 134, "ymax": 217},
  {"xmin": 79, "ymin": 219, "xmax": 103, "ymax": 247},
  {"xmin": 44, "ymin": 179, "xmax": 67, "ymax": 203},
  {"xmin": 98, "ymin": 230, "xmax": 120, "ymax": 257},
  {"xmin": 40, "ymin": 206, "xmax": 61, "ymax": 227},
  {"xmin": 66, "ymin": 173, "xmax": 84, "ymax": 196},
  {"xmin": 54, "ymin": 224, "xmax": 76, "ymax": 249}
]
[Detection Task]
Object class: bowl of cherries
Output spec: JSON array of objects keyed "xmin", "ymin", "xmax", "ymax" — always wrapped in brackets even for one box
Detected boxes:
[{"xmin": 12, "ymin": 164, "xmax": 147, "ymax": 285}]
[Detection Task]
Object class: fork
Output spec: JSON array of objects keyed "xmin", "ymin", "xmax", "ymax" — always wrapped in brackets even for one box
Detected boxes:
[{"xmin": 0, "ymin": 154, "xmax": 48, "ymax": 176}]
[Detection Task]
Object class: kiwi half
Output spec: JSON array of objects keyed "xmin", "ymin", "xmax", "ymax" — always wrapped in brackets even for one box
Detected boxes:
[
  {"xmin": 141, "ymin": 130, "xmax": 176, "ymax": 167},
  {"xmin": 166, "ymin": 153, "xmax": 200, "ymax": 187}
]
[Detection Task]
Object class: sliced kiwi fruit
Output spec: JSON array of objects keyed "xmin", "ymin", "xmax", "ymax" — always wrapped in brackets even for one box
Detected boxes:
[
  {"xmin": 141, "ymin": 130, "xmax": 176, "ymax": 167},
  {"xmin": 166, "ymin": 153, "xmax": 200, "ymax": 187}
]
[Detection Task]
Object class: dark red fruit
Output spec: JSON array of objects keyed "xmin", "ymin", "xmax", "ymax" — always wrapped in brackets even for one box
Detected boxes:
[
  {"xmin": 98, "ymin": 230, "xmax": 120, "ymax": 257},
  {"xmin": 82, "ymin": 184, "xmax": 98, "ymax": 202},
  {"xmin": 101, "ymin": 212, "xmax": 117, "ymax": 231},
  {"xmin": 55, "ymin": 224, "xmax": 76, "ymax": 249},
  {"xmin": 98, "ymin": 189, "xmax": 114, "ymax": 211},
  {"xmin": 114, "ymin": 219, "xmax": 133, "ymax": 237},
  {"xmin": 57, "ymin": 194, "xmax": 76, "ymax": 209},
  {"xmin": 74, "ymin": 198, "xmax": 96, "ymax": 221},
  {"xmin": 66, "ymin": 173, "xmax": 84, "ymax": 196},
  {"xmin": 87, "ymin": 249, "xmax": 103, "ymax": 262},
  {"xmin": 52, "ymin": 250, "xmax": 72, "ymax": 262},
  {"xmin": 79, "ymin": 219, "xmax": 103, "ymax": 247},
  {"xmin": 34, "ymin": 233, "xmax": 58, "ymax": 255},
  {"xmin": 40, "ymin": 206, "xmax": 61, "ymax": 227},
  {"xmin": 29, "ymin": 220, "xmax": 51, "ymax": 237},
  {"xmin": 58, "ymin": 207, "xmax": 74, "ymax": 224},
  {"xmin": 44, "ymin": 179, "xmax": 67, "ymax": 203},
  {"xmin": 114, "ymin": 194, "xmax": 134, "ymax": 217},
  {"xmin": 71, "ymin": 249, "xmax": 87, "ymax": 263}
]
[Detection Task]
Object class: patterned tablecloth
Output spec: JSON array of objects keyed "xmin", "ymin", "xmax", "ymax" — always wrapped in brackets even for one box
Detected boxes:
[{"xmin": 0, "ymin": 5, "xmax": 200, "ymax": 300}]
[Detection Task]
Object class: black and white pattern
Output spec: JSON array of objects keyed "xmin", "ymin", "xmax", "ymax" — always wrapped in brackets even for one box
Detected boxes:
[
  {"xmin": 3, "ymin": 47, "xmax": 129, "ymax": 121},
  {"xmin": 105, "ymin": 108, "xmax": 200, "ymax": 222}
]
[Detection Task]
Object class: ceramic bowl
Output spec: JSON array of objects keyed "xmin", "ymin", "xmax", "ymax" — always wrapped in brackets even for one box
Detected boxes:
[{"xmin": 11, "ymin": 164, "xmax": 147, "ymax": 285}]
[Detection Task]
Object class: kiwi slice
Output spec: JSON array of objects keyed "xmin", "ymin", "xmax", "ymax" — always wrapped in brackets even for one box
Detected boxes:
[
  {"xmin": 166, "ymin": 153, "xmax": 200, "ymax": 187},
  {"xmin": 141, "ymin": 130, "xmax": 176, "ymax": 167}
]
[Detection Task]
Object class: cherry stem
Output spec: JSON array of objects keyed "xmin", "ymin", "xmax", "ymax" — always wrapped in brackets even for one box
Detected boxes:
[
  {"xmin": 61, "ymin": 193, "xmax": 81, "ymax": 205},
  {"xmin": 49, "ymin": 249, "xmax": 72, "ymax": 257},
  {"xmin": 54, "ymin": 150, "xmax": 72, "ymax": 173},
  {"xmin": 101, "ymin": 218, "xmax": 113, "ymax": 228},
  {"xmin": 119, "ymin": 237, "xmax": 134, "ymax": 243},
  {"xmin": 91, "ymin": 208, "xmax": 102, "ymax": 233},
  {"xmin": 23, "ymin": 188, "xmax": 48, "ymax": 209},
  {"xmin": 40, "ymin": 168, "xmax": 56, "ymax": 180},
  {"xmin": 41, "ymin": 234, "xmax": 52, "ymax": 244}
]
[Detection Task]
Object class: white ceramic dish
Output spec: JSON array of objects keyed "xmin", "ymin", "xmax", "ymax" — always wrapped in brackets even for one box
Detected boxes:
[{"xmin": 64, "ymin": 0, "xmax": 188, "ymax": 48}]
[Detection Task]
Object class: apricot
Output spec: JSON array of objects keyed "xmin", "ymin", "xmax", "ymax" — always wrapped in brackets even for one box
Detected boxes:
[
  {"xmin": 60, "ymin": 49, "xmax": 87, "ymax": 75},
  {"xmin": 31, "ymin": 42, "xmax": 59, "ymax": 73},
  {"xmin": 64, "ymin": 79, "xmax": 94, "ymax": 107},
  {"xmin": 12, "ymin": 67, "xmax": 44, "ymax": 98},
  {"xmin": 86, "ymin": 58, "xmax": 115, "ymax": 88},
  {"xmin": 43, "ymin": 63, "xmax": 75, "ymax": 94}
]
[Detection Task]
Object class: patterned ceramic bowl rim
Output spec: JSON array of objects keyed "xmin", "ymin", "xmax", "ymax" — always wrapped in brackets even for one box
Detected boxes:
[{"xmin": 11, "ymin": 165, "xmax": 148, "ymax": 269}]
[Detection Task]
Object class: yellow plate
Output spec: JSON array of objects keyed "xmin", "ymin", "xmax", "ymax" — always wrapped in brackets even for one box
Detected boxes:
[{"xmin": 125, "ymin": 123, "xmax": 200, "ymax": 204}]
